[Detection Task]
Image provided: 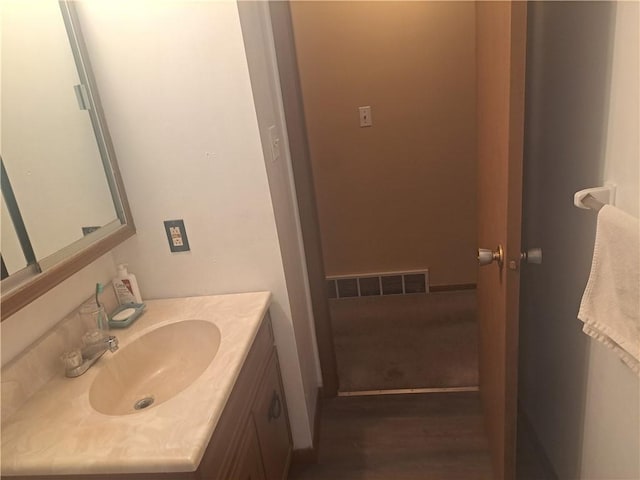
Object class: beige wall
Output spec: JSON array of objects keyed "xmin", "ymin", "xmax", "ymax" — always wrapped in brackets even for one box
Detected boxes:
[{"xmin": 290, "ymin": 1, "xmax": 477, "ymax": 286}]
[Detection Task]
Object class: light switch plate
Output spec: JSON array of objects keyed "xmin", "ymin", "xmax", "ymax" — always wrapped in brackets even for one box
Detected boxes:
[
  {"xmin": 268, "ymin": 125, "xmax": 281, "ymax": 161},
  {"xmin": 359, "ymin": 106, "xmax": 372, "ymax": 127}
]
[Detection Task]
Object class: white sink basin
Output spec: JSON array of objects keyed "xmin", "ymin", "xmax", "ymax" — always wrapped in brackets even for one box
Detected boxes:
[{"xmin": 89, "ymin": 320, "xmax": 221, "ymax": 415}]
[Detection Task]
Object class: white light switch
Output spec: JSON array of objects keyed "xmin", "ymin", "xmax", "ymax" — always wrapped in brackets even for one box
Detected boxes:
[
  {"xmin": 359, "ymin": 106, "xmax": 372, "ymax": 127},
  {"xmin": 268, "ymin": 125, "xmax": 281, "ymax": 162}
]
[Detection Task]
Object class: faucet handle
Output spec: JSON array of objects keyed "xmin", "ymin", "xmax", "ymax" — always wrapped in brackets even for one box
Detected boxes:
[{"xmin": 61, "ymin": 349, "xmax": 83, "ymax": 370}]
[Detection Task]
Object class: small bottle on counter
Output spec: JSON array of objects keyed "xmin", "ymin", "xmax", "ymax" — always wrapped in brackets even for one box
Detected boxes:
[{"xmin": 112, "ymin": 264, "xmax": 142, "ymax": 305}]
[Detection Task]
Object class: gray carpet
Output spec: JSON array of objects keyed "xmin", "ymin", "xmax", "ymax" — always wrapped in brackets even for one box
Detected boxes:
[{"xmin": 330, "ymin": 291, "xmax": 479, "ymax": 392}]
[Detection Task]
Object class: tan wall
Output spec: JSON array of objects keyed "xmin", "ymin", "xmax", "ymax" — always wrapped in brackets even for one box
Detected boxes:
[{"xmin": 290, "ymin": 1, "xmax": 477, "ymax": 286}]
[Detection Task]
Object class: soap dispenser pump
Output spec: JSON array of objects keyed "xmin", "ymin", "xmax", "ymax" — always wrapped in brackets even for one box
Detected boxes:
[{"xmin": 112, "ymin": 264, "xmax": 142, "ymax": 305}]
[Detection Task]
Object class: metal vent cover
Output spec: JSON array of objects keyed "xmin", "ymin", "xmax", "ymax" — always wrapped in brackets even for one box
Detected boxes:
[{"xmin": 327, "ymin": 270, "xmax": 429, "ymax": 299}]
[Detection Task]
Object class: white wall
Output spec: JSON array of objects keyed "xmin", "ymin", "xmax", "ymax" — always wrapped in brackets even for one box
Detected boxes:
[
  {"xmin": 75, "ymin": 0, "xmax": 316, "ymax": 448},
  {"xmin": 601, "ymin": 1, "xmax": 640, "ymax": 220},
  {"xmin": 520, "ymin": 2, "xmax": 639, "ymax": 478},
  {"xmin": 580, "ymin": 3, "xmax": 640, "ymax": 478}
]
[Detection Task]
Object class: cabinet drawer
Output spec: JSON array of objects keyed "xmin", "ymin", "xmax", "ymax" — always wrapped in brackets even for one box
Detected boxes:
[{"xmin": 252, "ymin": 350, "xmax": 292, "ymax": 480}]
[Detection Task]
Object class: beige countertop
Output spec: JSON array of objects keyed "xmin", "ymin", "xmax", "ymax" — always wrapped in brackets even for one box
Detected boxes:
[{"xmin": 1, "ymin": 291, "xmax": 271, "ymax": 476}]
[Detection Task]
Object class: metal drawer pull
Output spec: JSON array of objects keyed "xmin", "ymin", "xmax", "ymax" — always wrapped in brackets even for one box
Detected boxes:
[{"xmin": 268, "ymin": 391, "xmax": 282, "ymax": 421}]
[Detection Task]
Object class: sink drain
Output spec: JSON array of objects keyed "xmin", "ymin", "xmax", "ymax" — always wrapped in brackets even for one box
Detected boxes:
[{"xmin": 134, "ymin": 396, "xmax": 155, "ymax": 410}]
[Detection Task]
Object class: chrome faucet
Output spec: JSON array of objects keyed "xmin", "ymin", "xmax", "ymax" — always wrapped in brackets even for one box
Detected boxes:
[{"xmin": 63, "ymin": 334, "xmax": 119, "ymax": 378}]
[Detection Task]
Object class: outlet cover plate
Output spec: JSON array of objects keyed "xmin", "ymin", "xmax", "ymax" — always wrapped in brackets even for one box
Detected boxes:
[{"xmin": 164, "ymin": 219, "xmax": 190, "ymax": 253}]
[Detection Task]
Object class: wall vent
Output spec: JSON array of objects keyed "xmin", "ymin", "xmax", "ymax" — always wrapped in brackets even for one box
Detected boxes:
[{"xmin": 327, "ymin": 270, "xmax": 429, "ymax": 299}]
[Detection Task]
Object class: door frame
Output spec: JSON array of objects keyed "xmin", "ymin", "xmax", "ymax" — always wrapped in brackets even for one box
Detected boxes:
[
  {"xmin": 268, "ymin": 0, "xmax": 339, "ymax": 398},
  {"xmin": 504, "ymin": 3, "xmax": 527, "ymax": 475},
  {"xmin": 267, "ymin": 13, "xmax": 528, "ymax": 478}
]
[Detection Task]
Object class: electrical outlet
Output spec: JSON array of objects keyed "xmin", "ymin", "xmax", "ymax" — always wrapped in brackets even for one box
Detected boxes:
[{"xmin": 163, "ymin": 219, "xmax": 190, "ymax": 252}]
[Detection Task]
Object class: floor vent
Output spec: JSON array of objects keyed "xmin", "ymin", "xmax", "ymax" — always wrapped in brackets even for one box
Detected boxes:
[{"xmin": 327, "ymin": 270, "xmax": 429, "ymax": 299}]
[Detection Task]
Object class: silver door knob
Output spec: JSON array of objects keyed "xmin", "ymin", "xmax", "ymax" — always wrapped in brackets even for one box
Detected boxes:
[
  {"xmin": 521, "ymin": 248, "xmax": 543, "ymax": 264},
  {"xmin": 477, "ymin": 245, "xmax": 504, "ymax": 267}
]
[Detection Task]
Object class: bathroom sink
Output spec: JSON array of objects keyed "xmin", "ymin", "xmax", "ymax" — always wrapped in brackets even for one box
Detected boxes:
[{"xmin": 89, "ymin": 320, "xmax": 221, "ymax": 415}]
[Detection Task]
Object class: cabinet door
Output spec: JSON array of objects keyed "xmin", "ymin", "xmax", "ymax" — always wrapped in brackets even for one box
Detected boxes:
[
  {"xmin": 252, "ymin": 351, "xmax": 292, "ymax": 480},
  {"xmin": 228, "ymin": 419, "xmax": 266, "ymax": 480}
]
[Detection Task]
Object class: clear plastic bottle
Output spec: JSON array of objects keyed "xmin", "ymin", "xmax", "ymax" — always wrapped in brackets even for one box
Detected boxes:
[{"xmin": 113, "ymin": 264, "xmax": 142, "ymax": 305}]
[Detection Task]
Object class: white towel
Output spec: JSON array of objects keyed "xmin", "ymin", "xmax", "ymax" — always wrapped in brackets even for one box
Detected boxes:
[{"xmin": 578, "ymin": 205, "xmax": 640, "ymax": 375}]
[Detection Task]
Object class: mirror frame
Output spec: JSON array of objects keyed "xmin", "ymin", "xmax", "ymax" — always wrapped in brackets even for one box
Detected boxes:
[{"xmin": 1, "ymin": 2, "xmax": 135, "ymax": 321}]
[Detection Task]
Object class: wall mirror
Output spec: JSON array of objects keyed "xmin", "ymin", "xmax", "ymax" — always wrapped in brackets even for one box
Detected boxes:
[{"xmin": 0, "ymin": 1, "xmax": 135, "ymax": 320}]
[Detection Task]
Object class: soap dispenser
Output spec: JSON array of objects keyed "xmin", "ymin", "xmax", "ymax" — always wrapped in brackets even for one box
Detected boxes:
[{"xmin": 112, "ymin": 264, "xmax": 142, "ymax": 305}]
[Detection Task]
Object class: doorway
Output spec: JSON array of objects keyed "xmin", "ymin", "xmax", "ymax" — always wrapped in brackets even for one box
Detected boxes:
[
  {"xmin": 283, "ymin": 1, "xmax": 480, "ymax": 396},
  {"xmin": 256, "ymin": 1, "xmax": 526, "ymax": 479}
]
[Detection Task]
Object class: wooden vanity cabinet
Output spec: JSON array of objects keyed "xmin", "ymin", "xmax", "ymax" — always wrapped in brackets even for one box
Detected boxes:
[
  {"xmin": 227, "ymin": 419, "xmax": 266, "ymax": 480},
  {"xmin": 197, "ymin": 312, "xmax": 293, "ymax": 480},
  {"xmin": 250, "ymin": 350, "xmax": 291, "ymax": 480}
]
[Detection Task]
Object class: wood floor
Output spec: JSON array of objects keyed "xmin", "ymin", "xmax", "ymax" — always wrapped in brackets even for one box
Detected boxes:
[
  {"xmin": 288, "ymin": 392, "xmax": 493, "ymax": 480},
  {"xmin": 330, "ymin": 292, "xmax": 479, "ymax": 392}
]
